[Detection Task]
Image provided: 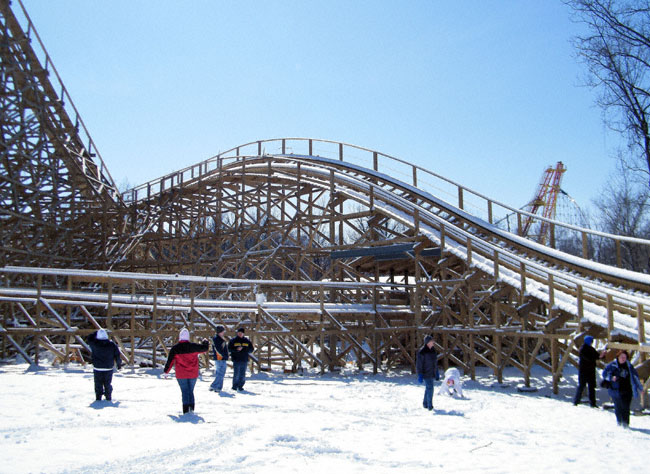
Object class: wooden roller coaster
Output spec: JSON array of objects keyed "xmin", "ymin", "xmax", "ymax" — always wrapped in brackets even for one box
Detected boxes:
[{"xmin": 1, "ymin": 0, "xmax": 649, "ymax": 399}]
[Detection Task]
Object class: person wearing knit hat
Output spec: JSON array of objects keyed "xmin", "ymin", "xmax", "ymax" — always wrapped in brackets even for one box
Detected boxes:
[
  {"xmin": 163, "ymin": 328, "xmax": 209, "ymax": 414},
  {"xmin": 209, "ymin": 325, "xmax": 229, "ymax": 392},
  {"xmin": 86, "ymin": 328, "xmax": 122, "ymax": 402},
  {"xmin": 228, "ymin": 327, "xmax": 254, "ymax": 392},
  {"xmin": 416, "ymin": 335, "xmax": 439, "ymax": 411},
  {"xmin": 572, "ymin": 335, "xmax": 605, "ymax": 408}
]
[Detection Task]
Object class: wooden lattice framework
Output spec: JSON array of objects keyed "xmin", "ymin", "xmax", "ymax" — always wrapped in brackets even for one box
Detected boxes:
[{"xmin": 1, "ymin": 0, "xmax": 650, "ymax": 397}]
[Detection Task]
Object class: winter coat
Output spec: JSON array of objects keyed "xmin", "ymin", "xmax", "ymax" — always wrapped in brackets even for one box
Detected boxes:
[
  {"xmin": 438, "ymin": 367, "xmax": 463, "ymax": 397},
  {"xmin": 86, "ymin": 332, "xmax": 121, "ymax": 371},
  {"xmin": 228, "ymin": 335, "xmax": 254, "ymax": 363},
  {"xmin": 416, "ymin": 344, "xmax": 439, "ymax": 380},
  {"xmin": 602, "ymin": 359, "xmax": 643, "ymax": 399},
  {"xmin": 578, "ymin": 343, "xmax": 600, "ymax": 379},
  {"xmin": 163, "ymin": 340, "xmax": 209, "ymax": 379},
  {"xmin": 212, "ymin": 334, "xmax": 229, "ymax": 361}
]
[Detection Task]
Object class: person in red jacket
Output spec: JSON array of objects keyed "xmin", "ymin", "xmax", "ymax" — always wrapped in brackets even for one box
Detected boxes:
[{"xmin": 163, "ymin": 328, "xmax": 209, "ymax": 414}]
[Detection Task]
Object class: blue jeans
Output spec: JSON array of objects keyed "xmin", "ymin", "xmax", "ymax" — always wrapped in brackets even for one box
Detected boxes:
[
  {"xmin": 232, "ymin": 360, "xmax": 248, "ymax": 390},
  {"xmin": 210, "ymin": 360, "xmax": 227, "ymax": 391},
  {"xmin": 177, "ymin": 378, "xmax": 197, "ymax": 405},
  {"xmin": 423, "ymin": 378, "xmax": 434, "ymax": 409},
  {"xmin": 612, "ymin": 393, "xmax": 632, "ymax": 426}
]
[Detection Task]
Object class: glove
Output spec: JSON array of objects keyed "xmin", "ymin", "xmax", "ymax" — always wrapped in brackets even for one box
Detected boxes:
[
  {"xmin": 161, "ymin": 372, "xmax": 169, "ymax": 379},
  {"xmin": 418, "ymin": 374, "xmax": 423, "ymax": 384}
]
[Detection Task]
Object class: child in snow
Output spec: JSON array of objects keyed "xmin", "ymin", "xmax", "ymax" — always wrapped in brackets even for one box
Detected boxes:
[
  {"xmin": 209, "ymin": 325, "xmax": 229, "ymax": 392},
  {"xmin": 228, "ymin": 327, "xmax": 254, "ymax": 392},
  {"xmin": 416, "ymin": 335, "xmax": 439, "ymax": 410},
  {"xmin": 86, "ymin": 328, "xmax": 122, "ymax": 401},
  {"xmin": 163, "ymin": 328, "xmax": 209, "ymax": 414},
  {"xmin": 438, "ymin": 367, "xmax": 464, "ymax": 398}
]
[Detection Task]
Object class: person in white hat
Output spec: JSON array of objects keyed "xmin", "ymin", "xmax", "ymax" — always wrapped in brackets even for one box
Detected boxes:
[
  {"xmin": 86, "ymin": 328, "xmax": 122, "ymax": 401},
  {"xmin": 163, "ymin": 328, "xmax": 209, "ymax": 414}
]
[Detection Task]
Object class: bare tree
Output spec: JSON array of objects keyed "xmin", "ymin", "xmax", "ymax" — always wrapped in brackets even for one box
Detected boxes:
[
  {"xmin": 592, "ymin": 157, "xmax": 650, "ymax": 271},
  {"xmin": 567, "ymin": 0, "xmax": 650, "ymax": 182}
]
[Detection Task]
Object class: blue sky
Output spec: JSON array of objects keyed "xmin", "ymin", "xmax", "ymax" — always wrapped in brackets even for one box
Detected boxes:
[{"xmin": 20, "ymin": 0, "xmax": 618, "ymax": 217}]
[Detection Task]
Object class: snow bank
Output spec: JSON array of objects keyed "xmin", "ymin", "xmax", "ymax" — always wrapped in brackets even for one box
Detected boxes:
[{"xmin": 0, "ymin": 362, "xmax": 649, "ymax": 473}]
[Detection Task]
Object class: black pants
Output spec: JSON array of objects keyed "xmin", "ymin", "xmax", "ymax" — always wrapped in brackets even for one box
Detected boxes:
[
  {"xmin": 573, "ymin": 374, "xmax": 597, "ymax": 406},
  {"xmin": 93, "ymin": 370, "xmax": 113, "ymax": 400}
]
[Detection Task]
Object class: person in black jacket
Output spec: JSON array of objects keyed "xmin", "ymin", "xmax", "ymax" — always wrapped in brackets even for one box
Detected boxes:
[
  {"xmin": 228, "ymin": 327, "xmax": 254, "ymax": 392},
  {"xmin": 209, "ymin": 325, "xmax": 229, "ymax": 392},
  {"xmin": 572, "ymin": 335, "xmax": 605, "ymax": 407},
  {"xmin": 86, "ymin": 329, "xmax": 122, "ymax": 401},
  {"xmin": 416, "ymin": 335, "xmax": 439, "ymax": 411}
]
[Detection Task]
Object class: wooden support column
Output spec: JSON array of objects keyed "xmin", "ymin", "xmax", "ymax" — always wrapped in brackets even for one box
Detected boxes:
[
  {"xmin": 153, "ymin": 282, "xmax": 158, "ymax": 367},
  {"xmin": 130, "ymin": 281, "xmax": 136, "ymax": 366},
  {"xmin": 320, "ymin": 285, "xmax": 325, "ymax": 375},
  {"xmin": 35, "ymin": 274, "xmax": 42, "ymax": 365},
  {"xmin": 107, "ymin": 282, "xmax": 113, "ymax": 331},
  {"xmin": 467, "ymin": 282, "xmax": 476, "ymax": 380},
  {"xmin": 638, "ymin": 303, "xmax": 648, "ymax": 408},
  {"xmin": 494, "ymin": 299, "xmax": 503, "ymax": 383},
  {"xmin": 551, "ymin": 337, "xmax": 559, "ymax": 394},
  {"xmin": 606, "ymin": 295, "xmax": 614, "ymax": 341},
  {"xmin": 373, "ymin": 283, "xmax": 378, "ymax": 375},
  {"xmin": 65, "ymin": 276, "xmax": 72, "ymax": 364}
]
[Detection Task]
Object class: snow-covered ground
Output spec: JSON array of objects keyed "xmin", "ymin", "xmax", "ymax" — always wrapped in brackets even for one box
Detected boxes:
[{"xmin": 1, "ymin": 362, "xmax": 649, "ymax": 473}]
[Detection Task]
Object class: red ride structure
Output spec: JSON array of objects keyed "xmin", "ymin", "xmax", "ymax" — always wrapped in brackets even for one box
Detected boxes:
[{"xmin": 521, "ymin": 162, "xmax": 566, "ymax": 245}]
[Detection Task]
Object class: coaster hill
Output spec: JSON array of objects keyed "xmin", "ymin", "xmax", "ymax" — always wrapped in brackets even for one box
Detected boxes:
[{"xmin": 1, "ymin": 0, "xmax": 649, "ymax": 400}]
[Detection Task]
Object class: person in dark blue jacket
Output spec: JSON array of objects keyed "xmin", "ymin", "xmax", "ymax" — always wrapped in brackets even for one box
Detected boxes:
[
  {"xmin": 228, "ymin": 327, "xmax": 254, "ymax": 392},
  {"xmin": 602, "ymin": 350, "xmax": 643, "ymax": 428},
  {"xmin": 86, "ymin": 329, "xmax": 122, "ymax": 401},
  {"xmin": 572, "ymin": 335, "xmax": 604, "ymax": 407},
  {"xmin": 209, "ymin": 325, "xmax": 229, "ymax": 392},
  {"xmin": 416, "ymin": 335, "xmax": 439, "ymax": 411}
]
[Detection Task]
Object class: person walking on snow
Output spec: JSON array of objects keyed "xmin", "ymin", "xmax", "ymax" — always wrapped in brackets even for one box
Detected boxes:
[
  {"xmin": 572, "ymin": 335, "xmax": 604, "ymax": 407},
  {"xmin": 163, "ymin": 328, "xmax": 209, "ymax": 414},
  {"xmin": 86, "ymin": 328, "xmax": 122, "ymax": 401},
  {"xmin": 601, "ymin": 350, "xmax": 642, "ymax": 428},
  {"xmin": 210, "ymin": 325, "xmax": 229, "ymax": 392},
  {"xmin": 438, "ymin": 367, "xmax": 464, "ymax": 398},
  {"xmin": 416, "ymin": 335, "xmax": 439, "ymax": 411},
  {"xmin": 228, "ymin": 327, "xmax": 254, "ymax": 392}
]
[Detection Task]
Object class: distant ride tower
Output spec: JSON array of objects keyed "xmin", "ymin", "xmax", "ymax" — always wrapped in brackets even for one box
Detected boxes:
[{"xmin": 520, "ymin": 161, "xmax": 566, "ymax": 245}]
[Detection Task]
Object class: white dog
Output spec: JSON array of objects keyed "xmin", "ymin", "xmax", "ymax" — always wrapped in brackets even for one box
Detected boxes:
[{"xmin": 438, "ymin": 367, "xmax": 464, "ymax": 398}]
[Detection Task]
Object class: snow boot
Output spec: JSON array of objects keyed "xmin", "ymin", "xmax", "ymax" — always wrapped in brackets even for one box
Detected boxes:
[
  {"xmin": 182, "ymin": 404, "xmax": 189, "ymax": 414},
  {"xmin": 189, "ymin": 403, "xmax": 195, "ymax": 412}
]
